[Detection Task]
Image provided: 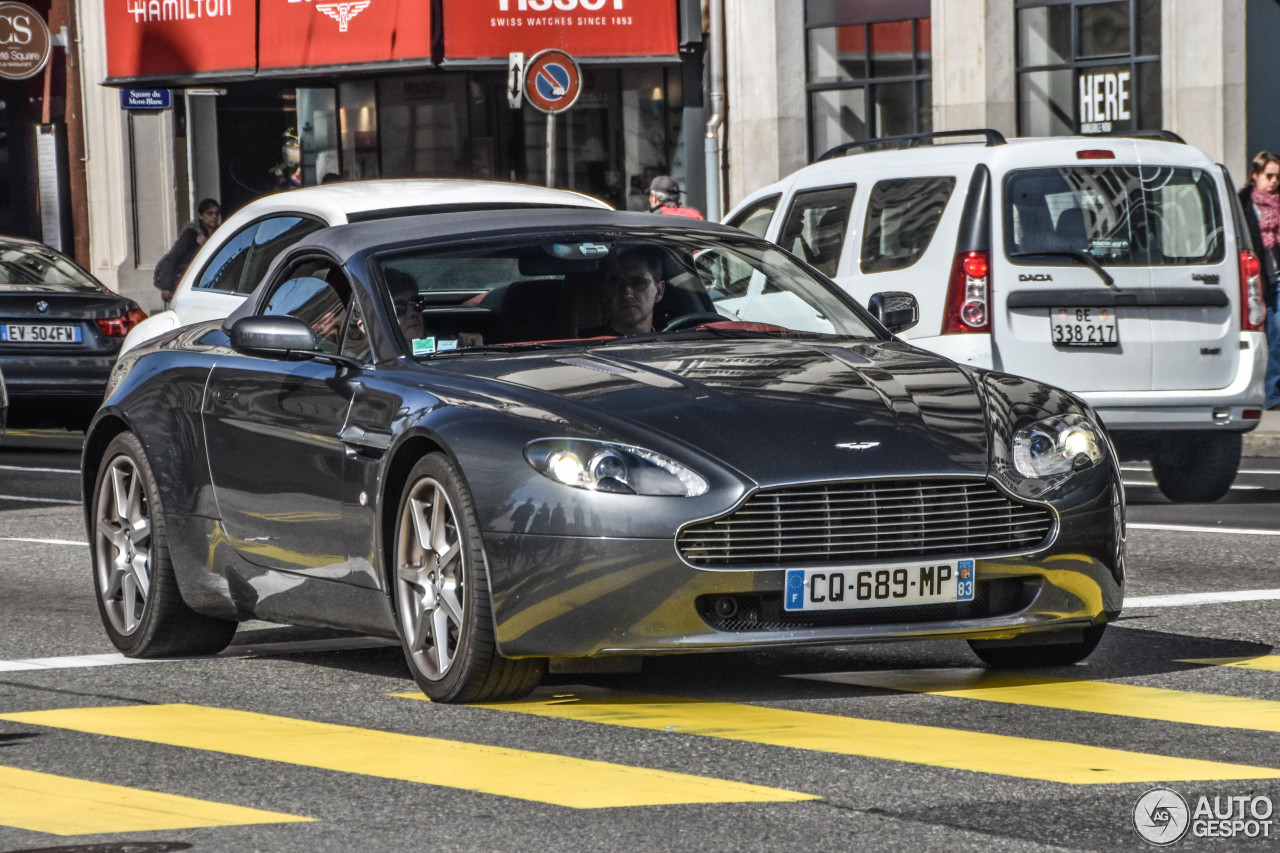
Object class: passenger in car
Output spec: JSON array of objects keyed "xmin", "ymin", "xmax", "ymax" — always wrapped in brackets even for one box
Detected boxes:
[{"xmin": 385, "ymin": 270, "xmax": 425, "ymax": 344}]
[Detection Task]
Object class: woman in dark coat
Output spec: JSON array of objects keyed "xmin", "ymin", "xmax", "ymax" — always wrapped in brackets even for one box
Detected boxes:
[{"xmin": 153, "ymin": 198, "xmax": 221, "ymax": 305}]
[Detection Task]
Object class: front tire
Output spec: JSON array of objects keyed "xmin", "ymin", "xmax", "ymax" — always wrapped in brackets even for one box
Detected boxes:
[
  {"xmin": 91, "ymin": 432, "xmax": 237, "ymax": 656},
  {"xmin": 392, "ymin": 453, "xmax": 544, "ymax": 703},
  {"xmin": 968, "ymin": 624, "xmax": 1106, "ymax": 668},
  {"xmin": 1150, "ymin": 431, "xmax": 1241, "ymax": 503}
]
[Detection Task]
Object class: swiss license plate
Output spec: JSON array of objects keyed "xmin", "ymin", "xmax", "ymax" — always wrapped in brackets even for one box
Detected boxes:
[
  {"xmin": 0, "ymin": 323, "xmax": 82, "ymax": 343},
  {"xmin": 784, "ymin": 559, "xmax": 975, "ymax": 612},
  {"xmin": 1051, "ymin": 306, "xmax": 1117, "ymax": 347}
]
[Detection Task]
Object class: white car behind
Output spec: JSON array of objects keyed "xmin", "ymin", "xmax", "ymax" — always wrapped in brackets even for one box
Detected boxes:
[{"xmin": 121, "ymin": 179, "xmax": 611, "ymax": 356}]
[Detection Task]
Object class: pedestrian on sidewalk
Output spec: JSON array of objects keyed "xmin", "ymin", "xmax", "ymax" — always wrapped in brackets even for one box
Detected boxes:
[
  {"xmin": 153, "ymin": 198, "xmax": 221, "ymax": 309},
  {"xmin": 648, "ymin": 175, "xmax": 705, "ymax": 220},
  {"xmin": 1240, "ymin": 152, "xmax": 1280, "ymax": 408}
]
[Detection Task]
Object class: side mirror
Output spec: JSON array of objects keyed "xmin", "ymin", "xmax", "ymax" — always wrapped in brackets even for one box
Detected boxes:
[
  {"xmin": 868, "ymin": 291, "xmax": 919, "ymax": 334},
  {"xmin": 229, "ymin": 315, "xmax": 319, "ymax": 357}
]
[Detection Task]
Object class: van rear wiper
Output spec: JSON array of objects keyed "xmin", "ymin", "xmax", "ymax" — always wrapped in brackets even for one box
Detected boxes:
[{"xmin": 1010, "ymin": 250, "xmax": 1116, "ymax": 288}]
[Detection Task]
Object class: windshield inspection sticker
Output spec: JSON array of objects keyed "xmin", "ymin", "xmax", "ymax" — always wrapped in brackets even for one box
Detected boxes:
[
  {"xmin": 412, "ymin": 337, "xmax": 436, "ymax": 356},
  {"xmin": 437, "ymin": 339, "xmax": 459, "ymax": 352}
]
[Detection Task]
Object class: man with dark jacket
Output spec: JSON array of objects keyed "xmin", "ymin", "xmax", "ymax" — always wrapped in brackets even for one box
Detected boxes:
[{"xmin": 153, "ymin": 198, "xmax": 221, "ymax": 305}]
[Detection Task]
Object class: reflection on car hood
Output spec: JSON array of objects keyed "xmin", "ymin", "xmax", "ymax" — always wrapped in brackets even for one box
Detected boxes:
[{"xmin": 437, "ymin": 338, "xmax": 990, "ymax": 484}]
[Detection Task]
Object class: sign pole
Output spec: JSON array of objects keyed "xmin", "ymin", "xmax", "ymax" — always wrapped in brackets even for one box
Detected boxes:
[{"xmin": 546, "ymin": 114, "xmax": 556, "ymax": 188}]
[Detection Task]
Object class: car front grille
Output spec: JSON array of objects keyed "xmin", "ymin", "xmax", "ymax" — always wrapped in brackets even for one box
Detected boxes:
[{"xmin": 677, "ymin": 478, "xmax": 1054, "ymax": 567}]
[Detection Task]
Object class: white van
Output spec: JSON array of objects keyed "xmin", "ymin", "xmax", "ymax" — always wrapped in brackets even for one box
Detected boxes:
[{"xmin": 727, "ymin": 130, "xmax": 1267, "ymax": 503}]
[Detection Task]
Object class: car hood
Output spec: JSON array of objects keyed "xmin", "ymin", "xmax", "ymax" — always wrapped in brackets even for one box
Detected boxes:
[{"xmin": 433, "ymin": 338, "xmax": 991, "ymax": 485}]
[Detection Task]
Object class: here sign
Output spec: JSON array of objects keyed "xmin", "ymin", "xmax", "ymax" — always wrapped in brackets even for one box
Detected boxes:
[{"xmin": 1078, "ymin": 71, "xmax": 1132, "ymax": 134}]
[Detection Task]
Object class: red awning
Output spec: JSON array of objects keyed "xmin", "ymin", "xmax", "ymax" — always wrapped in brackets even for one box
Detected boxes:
[
  {"xmin": 106, "ymin": 0, "xmax": 256, "ymax": 82},
  {"xmin": 259, "ymin": 0, "xmax": 433, "ymax": 74},
  {"xmin": 104, "ymin": 0, "xmax": 435, "ymax": 85}
]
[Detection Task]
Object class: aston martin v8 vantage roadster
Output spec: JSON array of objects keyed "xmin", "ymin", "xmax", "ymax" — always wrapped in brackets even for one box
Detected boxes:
[{"xmin": 83, "ymin": 210, "xmax": 1124, "ymax": 703}]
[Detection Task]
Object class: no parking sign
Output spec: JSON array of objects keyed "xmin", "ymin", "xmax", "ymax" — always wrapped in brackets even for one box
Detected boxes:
[{"xmin": 523, "ymin": 49, "xmax": 582, "ymax": 115}]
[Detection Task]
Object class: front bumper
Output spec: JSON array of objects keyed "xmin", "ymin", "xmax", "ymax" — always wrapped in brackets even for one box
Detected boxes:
[{"xmin": 482, "ymin": 500, "xmax": 1123, "ymax": 658}]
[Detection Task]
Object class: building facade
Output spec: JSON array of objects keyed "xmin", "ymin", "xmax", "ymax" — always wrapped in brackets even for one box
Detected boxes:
[{"xmin": 71, "ymin": 0, "xmax": 1276, "ymax": 306}]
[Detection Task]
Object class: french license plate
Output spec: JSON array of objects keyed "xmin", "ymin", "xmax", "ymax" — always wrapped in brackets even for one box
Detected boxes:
[
  {"xmin": 784, "ymin": 559, "xmax": 975, "ymax": 612},
  {"xmin": 0, "ymin": 323, "xmax": 82, "ymax": 343},
  {"xmin": 1051, "ymin": 306, "xmax": 1117, "ymax": 347}
]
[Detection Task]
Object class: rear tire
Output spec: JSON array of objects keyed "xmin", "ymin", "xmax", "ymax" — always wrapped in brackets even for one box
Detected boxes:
[
  {"xmin": 90, "ymin": 432, "xmax": 237, "ymax": 656},
  {"xmin": 392, "ymin": 453, "xmax": 544, "ymax": 703},
  {"xmin": 1149, "ymin": 431, "xmax": 1241, "ymax": 503},
  {"xmin": 968, "ymin": 624, "xmax": 1106, "ymax": 668}
]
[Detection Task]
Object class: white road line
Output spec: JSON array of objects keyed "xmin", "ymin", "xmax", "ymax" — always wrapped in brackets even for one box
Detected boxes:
[
  {"xmin": 0, "ymin": 495, "xmax": 79, "ymax": 505},
  {"xmin": 0, "ymin": 464, "xmax": 78, "ymax": 475},
  {"xmin": 0, "ymin": 637, "xmax": 398, "ymax": 673},
  {"xmin": 1126, "ymin": 589, "xmax": 1280, "ymax": 608},
  {"xmin": 1127, "ymin": 522, "xmax": 1280, "ymax": 536},
  {"xmin": 0, "ymin": 536, "xmax": 87, "ymax": 546}
]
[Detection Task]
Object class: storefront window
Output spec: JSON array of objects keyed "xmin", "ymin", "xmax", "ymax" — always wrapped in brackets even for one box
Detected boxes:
[
  {"xmin": 805, "ymin": 8, "xmax": 932, "ymax": 159},
  {"xmin": 1016, "ymin": 0, "xmax": 1161, "ymax": 137},
  {"xmin": 339, "ymin": 80, "xmax": 379, "ymax": 180}
]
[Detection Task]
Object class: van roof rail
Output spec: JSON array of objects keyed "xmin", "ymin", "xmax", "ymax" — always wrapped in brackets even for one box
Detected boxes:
[
  {"xmin": 815, "ymin": 129, "xmax": 1007, "ymax": 162},
  {"xmin": 1102, "ymin": 129, "xmax": 1186, "ymax": 144}
]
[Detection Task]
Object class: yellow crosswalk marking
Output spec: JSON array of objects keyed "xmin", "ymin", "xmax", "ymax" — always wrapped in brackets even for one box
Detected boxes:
[
  {"xmin": 393, "ymin": 686, "xmax": 1280, "ymax": 785},
  {"xmin": 0, "ymin": 765, "xmax": 311, "ymax": 835},
  {"xmin": 1181, "ymin": 655, "xmax": 1280, "ymax": 673},
  {"xmin": 800, "ymin": 669, "xmax": 1280, "ymax": 733},
  {"xmin": 0, "ymin": 704, "xmax": 814, "ymax": 809}
]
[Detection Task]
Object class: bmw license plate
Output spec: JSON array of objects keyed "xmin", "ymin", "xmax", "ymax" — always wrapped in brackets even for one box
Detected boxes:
[
  {"xmin": 784, "ymin": 560, "xmax": 975, "ymax": 612},
  {"xmin": 1051, "ymin": 306, "xmax": 1117, "ymax": 347},
  {"xmin": 0, "ymin": 324, "xmax": 82, "ymax": 343}
]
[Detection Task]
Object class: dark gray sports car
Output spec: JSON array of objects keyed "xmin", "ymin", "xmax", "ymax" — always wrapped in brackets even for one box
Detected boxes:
[{"xmin": 82, "ymin": 210, "xmax": 1124, "ymax": 703}]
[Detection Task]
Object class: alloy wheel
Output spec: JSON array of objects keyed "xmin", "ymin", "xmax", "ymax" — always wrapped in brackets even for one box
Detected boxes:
[
  {"xmin": 396, "ymin": 476, "xmax": 465, "ymax": 680},
  {"xmin": 94, "ymin": 455, "xmax": 152, "ymax": 636}
]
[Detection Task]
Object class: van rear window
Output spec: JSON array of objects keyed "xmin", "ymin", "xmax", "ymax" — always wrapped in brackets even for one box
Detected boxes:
[
  {"xmin": 1005, "ymin": 166, "xmax": 1224, "ymax": 266},
  {"xmin": 861, "ymin": 177, "xmax": 956, "ymax": 274}
]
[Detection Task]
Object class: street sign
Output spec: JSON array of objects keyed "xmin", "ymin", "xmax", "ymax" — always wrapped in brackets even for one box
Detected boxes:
[
  {"xmin": 507, "ymin": 52, "xmax": 524, "ymax": 110},
  {"xmin": 120, "ymin": 88, "xmax": 172, "ymax": 110},
  {"xmin": 523, "ymin": 49, "xmax": 582, "ymax": 115}
]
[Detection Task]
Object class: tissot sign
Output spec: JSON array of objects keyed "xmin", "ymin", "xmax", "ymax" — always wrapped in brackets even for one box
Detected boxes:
[{"xmin": 445, "ymin": 0, "xmax": 678, "ymax": 59}]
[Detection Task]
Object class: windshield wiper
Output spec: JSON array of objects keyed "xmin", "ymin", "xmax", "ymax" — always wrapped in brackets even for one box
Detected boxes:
[{"xmin": 1010, "ymin": 250, "xmax": 1115, "ymax": 288}]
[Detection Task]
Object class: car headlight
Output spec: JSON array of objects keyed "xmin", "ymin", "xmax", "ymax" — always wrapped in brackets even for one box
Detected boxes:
[
  {"xmin": 1012, "ymin": 414, "xmax": 1105, "ymax": 478},
  {"xmin": 525, "ymin": 439, "xmax": 708, "ymax": 496}
]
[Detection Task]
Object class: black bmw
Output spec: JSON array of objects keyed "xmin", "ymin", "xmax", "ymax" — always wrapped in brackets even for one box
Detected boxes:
[
  {"xmin": 83, "ymin": 210, "xmax": 1124, "ymax": 703},
  {"xmin": 0, "ymin": 237, "xmax": 146, "ymax": 427}
]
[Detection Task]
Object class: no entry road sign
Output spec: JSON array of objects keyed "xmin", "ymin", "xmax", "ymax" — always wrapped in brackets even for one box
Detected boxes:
[{"xmin": 523, "ymin": 49, "xmax": 582, "ymax": 115}]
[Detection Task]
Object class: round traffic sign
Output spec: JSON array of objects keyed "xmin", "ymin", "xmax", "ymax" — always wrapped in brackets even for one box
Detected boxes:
[{"xmin": 523, "ymin": 49, "xmax": 582, "ymax": 115}]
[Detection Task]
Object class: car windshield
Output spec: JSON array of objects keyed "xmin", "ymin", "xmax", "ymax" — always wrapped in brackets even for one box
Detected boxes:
[
  {"xmin": 0, "ymin": 243, "xmax": 102, "ymax": 292},
  {"xmin": 377, "ymin": 231, "xmax": 881, "ymax": 355}
]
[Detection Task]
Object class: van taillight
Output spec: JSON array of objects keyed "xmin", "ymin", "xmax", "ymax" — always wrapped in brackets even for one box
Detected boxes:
[
  {"xmin": 1239, "ymin": 250, "xmax": 1265, "ymax": 332},
  {"xmin": 943, "ymin": 250, "xmax": 990, "ymax": 334}
]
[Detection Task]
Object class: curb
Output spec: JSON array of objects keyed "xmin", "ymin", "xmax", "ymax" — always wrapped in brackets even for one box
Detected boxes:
[{"xmin": 1245, "ymin": 430, "xmax": 1280, "ymax": 458}]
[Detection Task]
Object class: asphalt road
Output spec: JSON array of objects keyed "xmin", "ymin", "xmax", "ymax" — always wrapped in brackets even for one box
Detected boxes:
[{"xmin": 0, "ymin": 429, "xmax": 1278, "ymax": 852}]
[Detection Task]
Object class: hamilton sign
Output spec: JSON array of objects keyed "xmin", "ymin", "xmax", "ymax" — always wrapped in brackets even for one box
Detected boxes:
[{"xmin": 0, "ymin": 2, "xmax": 50, "ymax": 81}]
